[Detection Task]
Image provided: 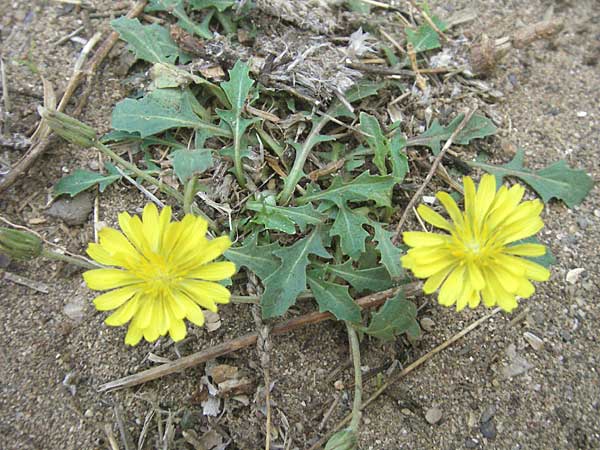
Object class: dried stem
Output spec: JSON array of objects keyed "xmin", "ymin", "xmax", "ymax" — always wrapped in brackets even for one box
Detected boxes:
[
  {"xmin": 98, "ymin": 284, "xmax": 419, "ymax": 392},
  {"xmin": 308, "ymin": 307, "xmax": 501, "ymax": 450},
  {"xmin": 392, "ymin": 107, "xmax": 477, "ymax": 244},
  {"xmin": 346, "ymin": 322, "xmax": 362, "ymax": 433}
]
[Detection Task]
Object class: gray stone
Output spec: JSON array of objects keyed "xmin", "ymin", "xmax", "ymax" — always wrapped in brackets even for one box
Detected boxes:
[
  {"xmin": 425, "ymin": 407, "xmax": 442, "ymax": 425},
  {"xmin": 47, "ymin": 193, "xmax": 93, "ymax": 226},
  {"xmin": 480, "ymin": 419, "xmax": 497, "ymax": 439},
  {"xmin": 465, "ymin": 438, "xmax": 479, "ymax": 448},
  {"xmin": 480, "ymin": 405, "xmax": 496, "ymax": 423}
]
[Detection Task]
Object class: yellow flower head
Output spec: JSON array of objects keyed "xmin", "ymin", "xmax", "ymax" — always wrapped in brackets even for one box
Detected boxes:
[
  {"xmin": 83, "ymin": 204, "xmax": 236, "ymax": 345},
  {"xmin": 402, "ymin": 174, "xmax": 550, "ymax": 312}
]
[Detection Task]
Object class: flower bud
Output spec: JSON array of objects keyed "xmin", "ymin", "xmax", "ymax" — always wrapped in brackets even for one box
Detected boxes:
[
  {"xmin": 38, "ymin": 106, "xmax": 97, "ymax": 147},
  {"xmin": 0, "ymin": 227, "xmax": 43, "ymax": 261}
]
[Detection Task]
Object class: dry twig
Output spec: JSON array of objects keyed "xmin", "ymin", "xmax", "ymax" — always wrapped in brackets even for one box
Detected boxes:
[
  {"xmin": 308, "ymin": 308, "xmax": 501, "ymax": 449},
  {"xmin": 392, "ymin": 107, "xmax": 477, "ymax": 244},
  {"xmin": 99, "ymin": 283, "xmax": 420, "ymax": 392}
]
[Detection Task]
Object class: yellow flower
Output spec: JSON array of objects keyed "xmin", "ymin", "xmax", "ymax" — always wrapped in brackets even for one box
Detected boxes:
[
  {"xmin": 402, "ymin": 174, "xmax": 550, "ymax": 312},
  {"xmin": 83, "ymin": 204, "xmax": 236, "ymax": 345}
]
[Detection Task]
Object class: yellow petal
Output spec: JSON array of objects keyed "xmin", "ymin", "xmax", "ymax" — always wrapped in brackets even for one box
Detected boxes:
[
  {"xmin": 98, "ymin": 227, "xmax": 142, "ymax": 265},
  {"xmin": 516, "ymin": 278, "xmax": 535, "ymax": 298},
  {"xmin": 492, "ymin": 265, "xmax": 521, "ymax": 294},
  {"xmin": 422, "ymin": 264, "xmax": 456, "ymax": 293},
  {"xmin": 504, "ymin": 243, "xmax": 547, "ymax": 257},
  {"xmin": 180, "ymin": 280, "xmax": 231, "ymax": 309},
  {"xmin": 93, "ymin": 285, "xmax": 140, "ymax": 311},
  {"xmin": 143, "ymin": 320, "xmax": 160, "ymax": 342},
  {"xmin": 158, "ymin": 300, "xmax": 172, "ymax": 336},
  {"xmin": 118, "ymin": 212, "xmax": 147, "ymax": 254},
  {"xmin": 475, "ymin": 174, "xmax": 497, "ymax": 222},
  {"xmin": 187, "ymin": 261, "xmax": 236, "ymax": 281},
  {"xmin": 105, "ymin": 294, "xmax": 141, "ymax": 326},
  {"xmin": 410, "ymin": 255, "xmax": 456, "ymax": 278},
  {"xmin": 130, "ymin": 298, "xmax": 154, "ymax": 330},
  {"xmin": 436, "ymin": 191, "xmax": 464, "ymax": 227},
  {"xmin": 485, "ymin": 270, "xmax": 518, "ymax": 312},
  {"xmin": 498, "ymin": 255, "xmax": 550, "ymax": 281},
  {"xmin": 467, "ymin": 290, "xmax": 481, "ymax": 309},
  {"xmin": 403, "ymin": 231, "xmax": 450, "ymax": 248},
  {"xmin": 463, "ymin": 176, "xmax": 476, "ymax": 220},
  {"xmin": 438, "ymin": 265, "xmax": 465, "ymax": 306},
  {"xmin": 125, "ymin": 326, "xmax": 143, "ymax": 346},
  {"xmin": 466, "ymin": 262, "xmax": 485, "ymax": 290},
  {"xmin": 169, "ymin": 318, "xmax": 186, "ymax": 342},
  {"xmin": 83, "ymin": 269, "xmax": 141, "ymax": 290},
  {"xmin": 86, "ymin": 243, "xmax": 116, "ymax": 266},
  {"xmin": 416, "ymin": 204, "xmax": 453, "ymax": 231},
  {"xmin": 142, "ymin": 203, "xmax": 160, "ymax": 252}
]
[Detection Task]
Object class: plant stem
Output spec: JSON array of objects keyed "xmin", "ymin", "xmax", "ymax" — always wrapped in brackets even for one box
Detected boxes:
[
  {"xmin": 94, "ymin": 141, "xmax": 216, "ymax": 229},
  {"xmin": 345, "ymin": 321, "xmax": 363, "ymax": 433},
  {"xmin": 183, "ymin": 176, "xmax": 197, "ymax": 215},
  {"xmin": 41, "ymin": 248, "xmax": 98, "ymax": 269},
  {"xmin": 232, "ymin": 122, "xmax": 247, "ymax": 188},
  {"xmin": 278, "ymin": 115, "xmax": 330, "ymax": 205}
]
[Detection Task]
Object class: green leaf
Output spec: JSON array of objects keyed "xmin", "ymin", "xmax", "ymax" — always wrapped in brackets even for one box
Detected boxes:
[
  {"xmin": 299, "ymin": 171, "xmax": 396, "ymax": 208},
  {"xmin": 405, "ymin": 14, "xmax": 447, "ymax": 53},
  {"xmin": 247, "ymin": 196, "xmax": 325, "ymax": 234},
  {"xmin": 190, "ymin": 0, "xmax": 235, "ymax": 12},
  {"xmin": 372, "ymin": 222, "xmax": 403, "ymax": 279},
  {"xmin": 324, "ymin": 260, "xmax": 393, "ymax": 294},
  {"xmin": 330, "ymin": 81, "xmax": 384, "ymax": 118},
  {"xmin": 330, "ymin": 204, "xmax": 370, "ymax": 260},
  {"xmin": 54, "ymin": 167, "xmax": 121, "ymax": 197},
  {"xmin": 149, "ymin": 62, "xmax": 204, "ymax": 89},
  {"xmin": 390, "ymin": 133, "xmax": 408, "ymax": 182},
  {"xmin": 408, "ymin": 113, "xmax": 497, "ymax": 155},
  {"xmin": 359, "ymin": 112, "xmax": 388, "ymax": 175},
  {"xmin": 469, "ymin": 149, "xmax": 594, "ymax": 208},
  {"xmin": 325, "ymin": 428, "xmax": 357, "ymax": 450},
  {"xmin": 112, "ymin": 88, "xmax": 227, "ymax": 138},
  {"xmin": 307, "ymin": 275, "xmax": 361, "ymax": 323},
  {"xmin": 111, "ymin": 17, "xmax": 185, "ymax": 64},
  {"xmin": 224, "ymin": 234, "xmax": 281, "ymax": 280},
  {"xmin": 170, "ymin": 148, "xmax": 213, "ymax": 183},
  {"xmin": 261, "ymin": 229, "xmax": 331, "ymax": 318},
  {"xmin": 147, "ymin": 0, "xmax": 213, "ymax": 39},
  {"xmin": 220, "ymin": 60, "xmax": 253, "ymax": 114},
  {"xmin": 360, "ymin": 291, "xmax": 420, "ymax": 341}
]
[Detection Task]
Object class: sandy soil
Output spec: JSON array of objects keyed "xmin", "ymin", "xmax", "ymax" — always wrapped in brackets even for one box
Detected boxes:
[{"xmin": 0, "ymin": 0, "xmax": 598, "ymax": 449}]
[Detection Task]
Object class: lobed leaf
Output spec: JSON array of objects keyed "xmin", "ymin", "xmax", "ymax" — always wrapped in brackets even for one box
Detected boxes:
[
  {"xmin": 111, "ymin": 17, "xmax": 186, "ymax": 64},
  {"xmin": 359, "ymin": 112, "xmax": 389, "ymax": 175},
  {"xmin": 247, "ymin": 196, "xmax": 325, "ymax": 234},
  {"xmin": 307, "ymin": 275, "xmax": 361, "ymax": 323},
  {"xmin": 299, "ymin": 171, "xmax": 396, "ymax": 208},
  {"xmin": 329, "ymin": 204, "xmax": 370, "ymax": 260},
  {"xmin": 147, "ymin": 0, "xmax": 213, "ymax": 39},
  {"xmin": 371, "ymin": 222, "xmax": 404, "ymax": 279},
  {"xmin": 323, "ymin": 260, "xmax": 393, "ymax": 294},
  {"xmin": 54, "ymin": 166, "xmax": 120, "ymax": 197},
  {"xmin": 261, "ymin": 229, "xmax": 331, "ymax": 319},
  {"xmin": 360, "ymin": 291, "xmax": 420, "ymax": 341},
  {"xmin": 408, "ymin": 113, "xmax": 497, "ymax": 155},
  {"xmin": 224, "ymin": 234, "xmax": 281, "ymax": 280},
  {"xmin": 405, "ymin": 14, "xmax": 447, "ymax": 53},
  {"xmin": 170, "ymin": 148, "xmax": 213, "ymax": 183},
  {"xmin": 112, "ymin": 88, "xmax": 227, "ymax": 138},
  {"xmin": 469, "ymin": 149, "xmax": 594, "ymax": 208}
]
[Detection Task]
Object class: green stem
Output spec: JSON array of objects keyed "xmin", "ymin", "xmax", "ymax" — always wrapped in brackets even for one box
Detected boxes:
[
  {"xmin": 256, "ymin": 126, "xmax": 284, "ymax": 159},
  {"xmin": 215, "ymin": 10, "xmax": 236, "ymax": 34},
  {"xmin": 183, "ymin": 176, "xmax": 197, "ymax": 215},
  {"xmin": 345, "ymin": 321, "xmax": 363, "ymax": 433},
  {"xmin": 94, "ymin": 141, "xmax": 216, "ymax": 229},
  {"xmin": 278, "ymin": 115, "xmax": 330, "ymax": 205},
  {"xmin": 232, "ymin": 121, "xmax": 247, "ymax": 188},
  {"xmin": 41, "ymin": 248, "xmax": 98, "ymax": 269}
]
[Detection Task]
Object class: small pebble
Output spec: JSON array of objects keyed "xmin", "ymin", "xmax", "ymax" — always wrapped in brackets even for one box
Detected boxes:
[
  {"xmin": 47, "ymin": 193, "xmax": 93, "ymax": 226},
  {"xmin": 480, "ymin": 405, "xmax": 496, "ymax": 423},
  {"xmin": 502, "ymin": 356, "xmax": 533, "ymax": 379},
  {"xmin": 465, "ymin": 438, "xmax": 479, "ymax": 448},
  {"xmin": 566, "ymin": 268, "xmax": 585, "ymax": 284},
  {"xmin": 480, "ymin": 419, "xmax": 497, "ymax": 439},
  {"xmin": 576, "ymin": 217, "xmax": 589, "ymax": 229},
  {"xmin": 576, "ymin": 111, "xmax": 588, "ymax": 117},
  {"xmin": 420, "ymin": 317, "xmax": 435, "ymax": 332},
  {"xmin": 425, "ymin": 407, "xmax": 443, "ymax": 425},
  {"xmin": 334, "ymin": 380, "xmax": 344, "ymax": 390},
  {"xmin": 467, "ymin": 411, "xmax": 477, "ymax": 428},
  {"xmin": 523, "ymin": 331, "xmax": 544, "ymax": 351},
  {"xmin": 84, "ymin": 409, "xmax": 93, "ymax": 418}
]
